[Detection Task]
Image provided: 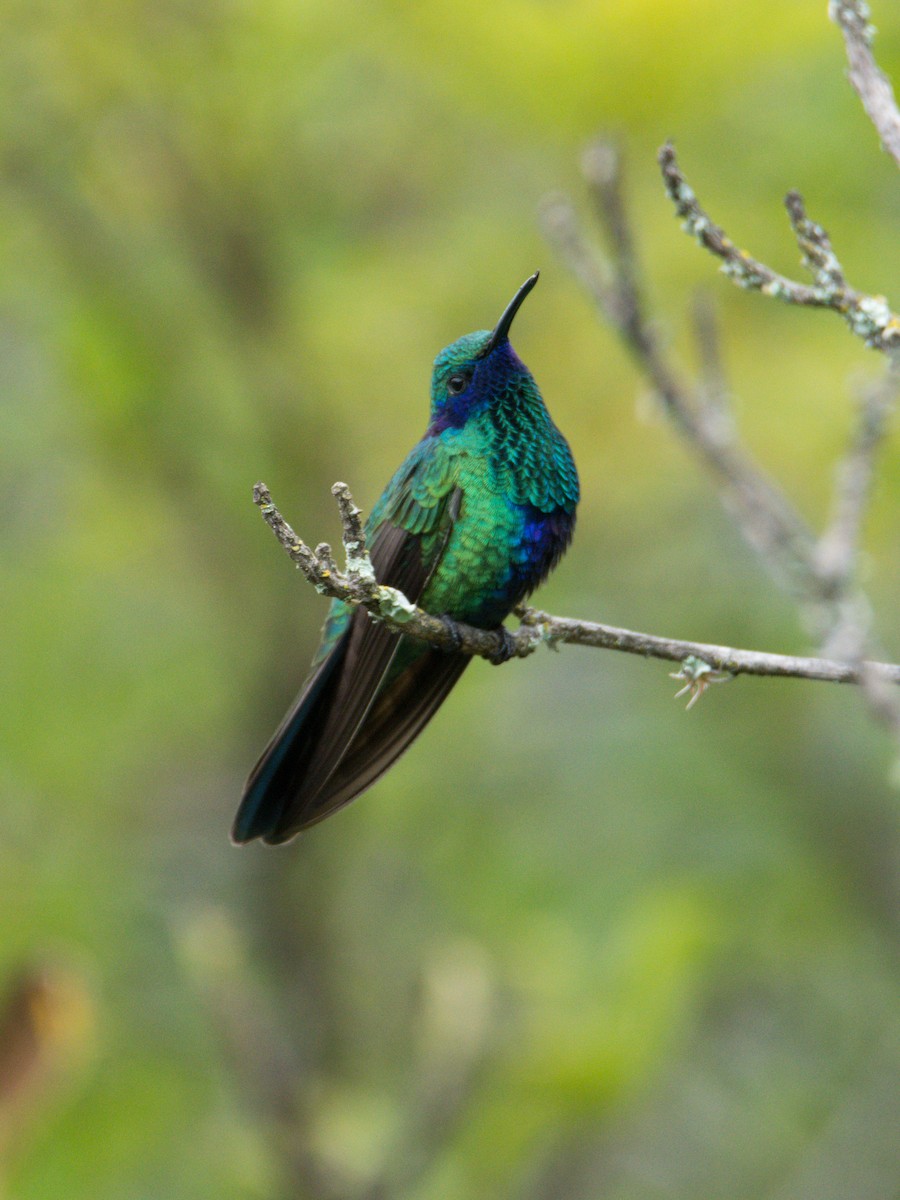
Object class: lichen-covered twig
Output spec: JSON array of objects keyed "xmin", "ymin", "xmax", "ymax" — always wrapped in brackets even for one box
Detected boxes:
[
  {"xmin": 253, "ymin": 481, "xmax": 900, "ymax": 690},
  {"xmin": 515, "ymin": 605, "xmax": 900, "ymax": 686},
  {"xmin": 831, "ymin": 0, "xmax": 900, "ymax": 169},
  {"xmin": 253, "ymin": 482, "xmax": 540, "ymax": 663},
  {"xmin": 658, "ymin": 142, "xmax": 900, "ymax": 354}
]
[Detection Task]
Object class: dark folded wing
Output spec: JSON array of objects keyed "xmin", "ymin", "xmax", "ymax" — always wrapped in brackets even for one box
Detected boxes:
[
  {"xmin": 289, "ymin": 647, "xmax": 469, "ymax": 834},
  {"xmin": 275, "ymin": 522, "xmax": 433, "ymax": 812}
]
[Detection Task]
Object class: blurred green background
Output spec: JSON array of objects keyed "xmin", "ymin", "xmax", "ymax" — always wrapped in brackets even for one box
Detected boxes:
[{"xmin": 2, "ymin": 1, "xmax": 899, "ymax": 1196}]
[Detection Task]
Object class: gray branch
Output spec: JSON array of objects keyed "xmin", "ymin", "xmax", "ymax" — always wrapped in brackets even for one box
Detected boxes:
[
  {"xmin": 816, "ymin": 365, "xmax": 900, "ymax": 598},
  {"xmin": 658, "ymin": 141, "xmax": 900, "ymax": 355},
  {"xmin": 253, "ymin": 482, "xmax": 900, "ymax": 691},
  {"xmin": 831, "ymin": 0, "xmax": 900, "ymax": 169}
]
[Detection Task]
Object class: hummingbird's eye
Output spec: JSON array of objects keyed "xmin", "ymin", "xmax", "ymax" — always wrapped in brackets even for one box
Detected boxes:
[{"xmin": 447, "ymin": 372, "xmax": 469, "ymax": 396}]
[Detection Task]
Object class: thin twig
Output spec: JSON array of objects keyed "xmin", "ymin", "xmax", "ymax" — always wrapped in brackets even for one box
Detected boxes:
[
  {"xmin": 831, "ymin": 0, "xmax": 900, "ymax": 169},
  {"xmin": 784, "ymin": 190, "xmax": 848, "ymax": 294},
  {"xmin": 658, "ymin": 141, "xmax": 900, "ymax": 354},
  {"xmin": 580, "ymin": 140, "xmax": 644, "ymax": 341},
  {"xmin": 815, "ymin": 364, "xmax": 900, "ymax": 593},
  {"xmin": 253, "ymin": 481, "xmax": 900, "ymax": 689},
  {"xmin": 516, "ymin": 606, "xmax": 900, "ymax": 685},
  {"xmin": 331, "ymin": 480, "xmax": 368, "ymax": 563},
  {"xmin": 690, "ymin": 290, "xmax": 731, "ymax": 427},
  {"xmin": 811, "ymin": 362, "xmax": 899, "ymax": 676}
]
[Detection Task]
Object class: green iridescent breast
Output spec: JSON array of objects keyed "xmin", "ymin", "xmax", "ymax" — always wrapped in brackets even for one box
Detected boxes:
[{"xmin": 482, "ymin": 377, "xmax": 579, "ymax": 513}]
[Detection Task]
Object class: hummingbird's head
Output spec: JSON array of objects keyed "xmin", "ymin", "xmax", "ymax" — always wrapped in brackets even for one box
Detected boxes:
[{"xmin": 428, "ymin": 273, "xmax": 540, "ymax": 433}]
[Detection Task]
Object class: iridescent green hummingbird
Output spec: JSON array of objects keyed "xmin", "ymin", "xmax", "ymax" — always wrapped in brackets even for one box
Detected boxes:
[{"xmin": 233, "ymin": 273, "xmax": 578, "ymax": 844}]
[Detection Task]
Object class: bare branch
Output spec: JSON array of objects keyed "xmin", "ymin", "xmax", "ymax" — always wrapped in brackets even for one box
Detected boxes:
[
  {"xmin": 580, "ymin": 140, "xmax": 644, "ymax": 341},
  {"xmin": 831, "ymin": 0, "xmax": 900, "ymax": 169},
  {"xmin": 690, "ymin": 290, "xmax": 731, "ymax": 424},
  {"xmin": 254, "ymin": 482, "xmax": 900, "ymax": 691},
  {"xmin": 516, "ymin": 605, "xmax": 900, "ymax": 686},
  {"xmin": 658, "ymin": 141, "xmax": 900, "ymax": 354},
  {"xmin": 815, "ymin": 364, "xmax": 900, "ymax": 594},
  {"xmin": 808, "ymin": 363, "xmax": 899, "ymax": 723}
]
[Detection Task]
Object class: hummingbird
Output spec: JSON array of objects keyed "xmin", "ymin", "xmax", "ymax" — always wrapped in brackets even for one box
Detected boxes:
[{"xmin": 232, "ymin": 272, "xmax": 579, "ymax": 844}]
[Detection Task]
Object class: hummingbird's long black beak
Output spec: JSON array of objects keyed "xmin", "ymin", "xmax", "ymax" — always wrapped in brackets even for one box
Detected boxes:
[{"xmin": 483, "ymin": 271, "xmax": 539, "ymax": 355}]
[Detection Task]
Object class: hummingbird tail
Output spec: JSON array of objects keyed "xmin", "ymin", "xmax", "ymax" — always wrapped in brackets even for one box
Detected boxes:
[
  {"xmin": 232, "ymin": 624, "xmax": 469, "ymax": 844},
  {"xmin": 231, "ymin": 635, "xmax": 350, "ymax": 844}
]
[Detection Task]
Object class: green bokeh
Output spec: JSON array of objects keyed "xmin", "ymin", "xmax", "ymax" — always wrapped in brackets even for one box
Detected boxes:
[{"xmin": 1, "ymin": 1, "xmax": 899, "ymax": 1196}]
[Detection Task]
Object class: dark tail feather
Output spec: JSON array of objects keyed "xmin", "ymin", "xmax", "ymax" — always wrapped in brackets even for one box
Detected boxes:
[
  {"xmin": 231, "ymin": 635, "xmax": 349, "ymax": 844},
  {"xmin": 234, "ymin": 638, "xmax": 469, "ymax": 845},
  {"xmin": 268, "ymin": 647, "xmax": 470, "ymax": 840},
  {"xmin": 232, "ymin": 599, "xmax": 409, "ymax": 844}
]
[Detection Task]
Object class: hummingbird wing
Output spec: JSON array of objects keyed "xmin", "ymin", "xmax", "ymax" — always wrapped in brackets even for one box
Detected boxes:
[
  {"xmin": 291, "ymin": 626, "xmax": 469, "ymax": 833},
  {"xmin": 232, "ymin": 442, "xmax": 466, "ymax": 844}
]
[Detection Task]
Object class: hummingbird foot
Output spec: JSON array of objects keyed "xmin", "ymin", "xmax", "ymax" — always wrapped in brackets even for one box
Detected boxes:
[
  {"xmin": 488, "ymin": 626, "xmax": 517, "ymax": 666},
  {"xmin": 439, "ymin": 615, "xmax": 464, "ymax": 654}
]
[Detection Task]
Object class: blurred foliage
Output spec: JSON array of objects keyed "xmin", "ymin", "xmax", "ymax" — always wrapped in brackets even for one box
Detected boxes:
[{"xmin": 1, "ymin": 0, "xmax": 899, "ymax": 1196}]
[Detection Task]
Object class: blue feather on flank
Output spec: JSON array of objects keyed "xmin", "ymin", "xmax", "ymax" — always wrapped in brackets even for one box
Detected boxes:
[{"xmin": 232, "ymin": 273, "xmax": 579, "ymax": 845}]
